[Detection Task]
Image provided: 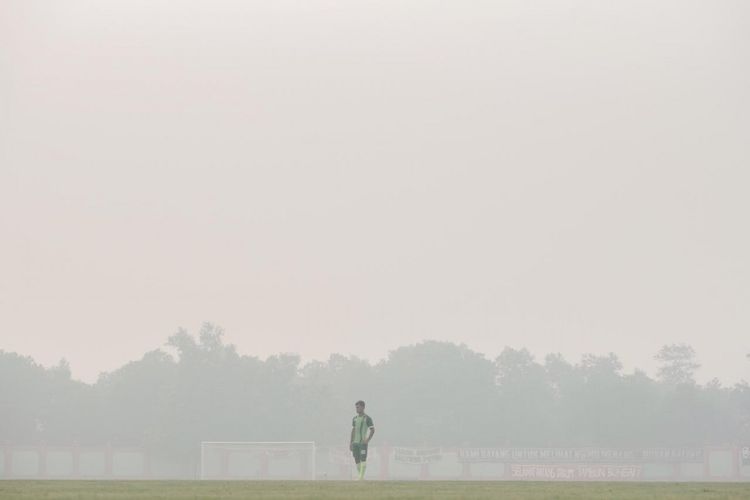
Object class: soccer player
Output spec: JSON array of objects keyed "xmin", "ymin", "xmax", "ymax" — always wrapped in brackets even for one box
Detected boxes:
[{"xmin": 350, "ymin": 400, "xmax": 375, "ymax": 480}]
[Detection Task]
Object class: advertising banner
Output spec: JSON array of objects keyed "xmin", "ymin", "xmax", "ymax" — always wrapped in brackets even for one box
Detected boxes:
[
  {"xmin": 457, "ymin": 447, "xmax": 703, "ymax": 464},
  {"xmin": 393, "ymin": 447, "xmax": 442, "ymax": 464},
  {"xmin": 510, "ymin": 464, "xmax": 642, "ymax": 480}
]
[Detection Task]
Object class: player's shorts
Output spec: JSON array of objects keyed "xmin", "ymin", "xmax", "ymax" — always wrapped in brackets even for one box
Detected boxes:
[{"xmin": 352, "ymin": 443, "xmax": 368, "ymax": 463}]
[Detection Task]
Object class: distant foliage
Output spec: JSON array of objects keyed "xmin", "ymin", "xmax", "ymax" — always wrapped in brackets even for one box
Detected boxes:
[
  {"xmin": 655, "ymin": 343, "xmax": 701, "ymax": 386},
  {"xmin": 1, "ymin": 327, "xmax": 749, "ymax": 463}
]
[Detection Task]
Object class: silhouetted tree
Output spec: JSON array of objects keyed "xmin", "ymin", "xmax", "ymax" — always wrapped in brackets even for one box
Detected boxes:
[
  {"xmin": 655, "ymin": 343, "xmax": 700, "ymax": 385},
  {"xmin": 2, "ymin": 329, "xmax": 749, "ymax": 461}
]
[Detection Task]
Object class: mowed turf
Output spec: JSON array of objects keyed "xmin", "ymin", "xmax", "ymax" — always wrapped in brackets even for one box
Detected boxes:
[{"xmin": 1, "ymin": 481, "xmax": 749, "ymax": 500}]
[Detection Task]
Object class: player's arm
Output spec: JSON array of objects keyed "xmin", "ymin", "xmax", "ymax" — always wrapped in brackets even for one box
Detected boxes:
[
  {"xmin": 349, "ymin": 424, "xmax": 355, "ymax": 451},
  {"xmin": 364, "ymin": 416, "xmax": 375, "ymax": 444}
]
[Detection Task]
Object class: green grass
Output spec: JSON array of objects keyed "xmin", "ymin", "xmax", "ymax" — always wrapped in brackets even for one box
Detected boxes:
[{"xmin": 0, "ymin": 481, "xmax": 748, "ymax": 499}]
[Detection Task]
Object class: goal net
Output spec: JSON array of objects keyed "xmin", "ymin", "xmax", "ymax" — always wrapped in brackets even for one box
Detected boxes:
[{"xmin": 200, "ymin": 442, "xmax": 316, "ymax": 480}]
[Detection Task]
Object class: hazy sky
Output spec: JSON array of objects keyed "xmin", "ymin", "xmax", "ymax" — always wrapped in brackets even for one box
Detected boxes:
[{"xmin": 1, "ymin": 0, "xmax": 748, "ymax": 384}]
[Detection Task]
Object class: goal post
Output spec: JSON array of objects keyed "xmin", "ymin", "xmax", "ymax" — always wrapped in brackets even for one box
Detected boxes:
[{"xmin": 200, "ymin": 442, "xmax": 316, "ymax": 480}]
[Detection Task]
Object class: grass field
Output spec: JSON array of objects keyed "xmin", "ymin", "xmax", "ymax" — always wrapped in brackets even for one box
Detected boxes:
[{"xmin": 0, "ymin": 481, "xmax": 749, "ymax": 500}]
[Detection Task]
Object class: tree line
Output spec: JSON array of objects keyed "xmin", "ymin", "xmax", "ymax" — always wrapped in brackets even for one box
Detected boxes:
[{"xmin": 1, "ymin": 323, "xmax": 749, "ymax": 463}]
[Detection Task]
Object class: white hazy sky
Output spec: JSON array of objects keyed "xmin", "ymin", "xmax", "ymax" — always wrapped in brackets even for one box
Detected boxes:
[{"xmin": 1, "ymin": 0, "xmax": 748, "ymax": 384}]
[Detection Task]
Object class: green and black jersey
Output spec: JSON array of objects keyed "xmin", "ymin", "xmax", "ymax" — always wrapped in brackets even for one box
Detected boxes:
[{"xmin": 352, "ymin": 413, "xmax": 374, "ymax": 444}]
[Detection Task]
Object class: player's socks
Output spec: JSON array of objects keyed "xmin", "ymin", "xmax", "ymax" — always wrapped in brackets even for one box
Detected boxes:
[{"xmin": 359, "ymin": 462, "xmax": 366, "ymax": 479}]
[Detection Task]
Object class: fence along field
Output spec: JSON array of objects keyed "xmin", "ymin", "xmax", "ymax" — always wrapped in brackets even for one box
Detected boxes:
[{"xmin": 2, "ymin": 443, "xmax": 749, "ymax": 481}]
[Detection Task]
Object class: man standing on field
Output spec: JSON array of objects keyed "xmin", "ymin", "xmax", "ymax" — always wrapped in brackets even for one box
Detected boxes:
[{"xmin": 350, "ymin": 400, "xmax": 375, "ymax": 480}]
